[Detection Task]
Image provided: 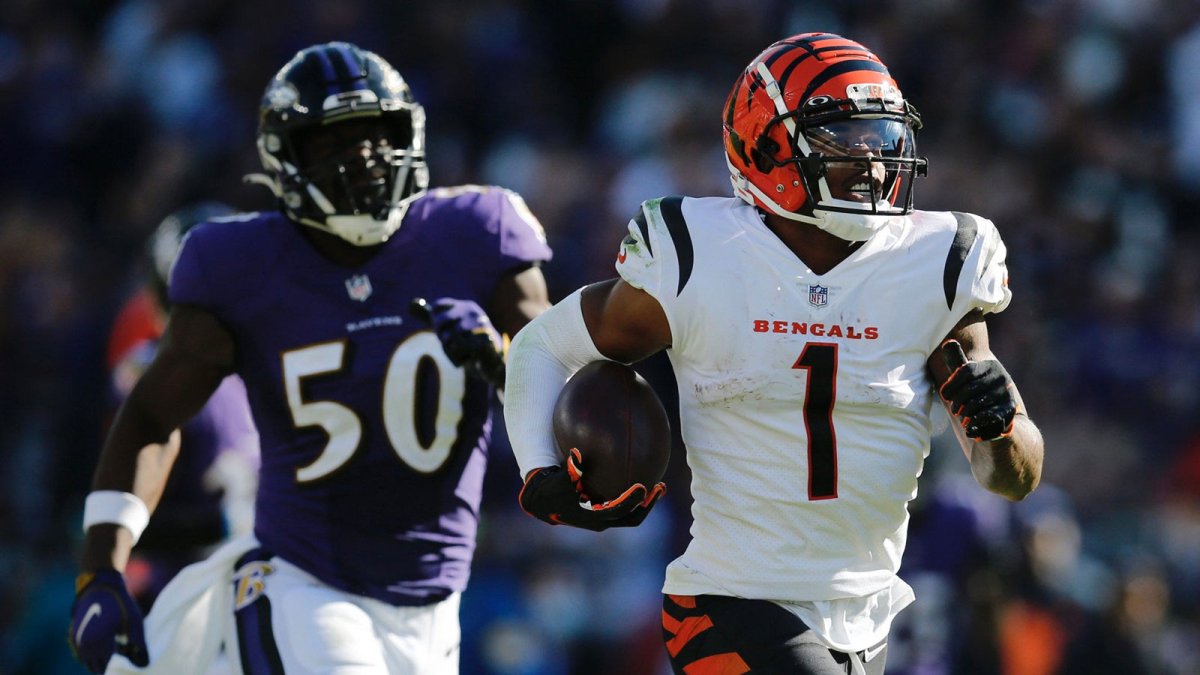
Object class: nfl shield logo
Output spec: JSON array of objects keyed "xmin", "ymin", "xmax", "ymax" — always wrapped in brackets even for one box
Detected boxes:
[
  {"xmin": 345, "ymin": 275, "xmax": 373, "ymax": 302},
  {"xmin": 808, "ymin": 284, "xmax": 828, "ymax": 307}
]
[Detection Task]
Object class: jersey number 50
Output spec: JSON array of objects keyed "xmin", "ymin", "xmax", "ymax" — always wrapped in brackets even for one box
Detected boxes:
[{"xmin": 282, "ymin": 333, "xmax": 466, "ymax": 482}]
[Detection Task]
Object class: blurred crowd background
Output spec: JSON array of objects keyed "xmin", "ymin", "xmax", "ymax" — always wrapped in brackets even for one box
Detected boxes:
[{"xmin": 3, "ymin": 0, "xmax": 1200, "ymax": 673}]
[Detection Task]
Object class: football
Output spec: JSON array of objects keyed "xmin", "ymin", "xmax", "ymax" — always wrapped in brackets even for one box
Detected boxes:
[{"xmin": 552, "ymin": 361, "xmax": 671, "ymax": 503}]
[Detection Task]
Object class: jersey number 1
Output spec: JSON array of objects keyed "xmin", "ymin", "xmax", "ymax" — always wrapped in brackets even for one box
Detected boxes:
[{"xmin": 793, "ymin": 343, "xmax": 838, "ymax": 500}]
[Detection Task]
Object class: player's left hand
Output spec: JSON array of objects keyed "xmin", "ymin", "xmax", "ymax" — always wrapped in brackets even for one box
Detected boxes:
[
  {"xmin": 68, "ymin": 569, "xmax": 149, "ymax": 673},
  {"xmin": 411, "ymin": 297, "xmax": 506, "ymax": 388},
  {"xmin": 939, "ymin": 339, "xmax": 1018, "ymax": 441}
]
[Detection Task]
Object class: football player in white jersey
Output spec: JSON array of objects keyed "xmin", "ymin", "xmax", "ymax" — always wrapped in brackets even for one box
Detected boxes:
[{"xmin": 504, "ymin": 32, "xmax": 1044, "ymax": 675}]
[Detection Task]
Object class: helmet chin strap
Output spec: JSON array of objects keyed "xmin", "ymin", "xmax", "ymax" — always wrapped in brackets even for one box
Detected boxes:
[
  {"xmin": 809, "ymin": 209, "xmax": 893, "ymax": 242},
  {"xmin": 278, "ymin": 149, "xmax": 428, "ymax": 247},
  {"xmin": 810, "ymin": 177, "xmax": 895, "ymax": 241},
  {"xmin": 728, "ymin": 157, "xmax": 892, "ymax": 242},
  {"xmin": 325, "ymin": 209, "xmax": 404, "ymax": 246},
  {"xmin": 756, "ymin": 63, "xmax": 797, "ymax": 136},
  {"xmin": 243, "ymin": 172, "xmax": 282, "ymax": 197},
  {"xmin": 289, "ymin": 167, "xmax": 407, "ymax": 246}
]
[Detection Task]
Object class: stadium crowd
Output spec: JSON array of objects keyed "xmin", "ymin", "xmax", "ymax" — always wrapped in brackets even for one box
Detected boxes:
[{"xmin": 2, "ymin": 0, "xmax": 1199, "ymax": 673}]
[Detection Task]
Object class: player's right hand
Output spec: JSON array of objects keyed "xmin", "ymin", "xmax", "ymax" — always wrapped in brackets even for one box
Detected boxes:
[
  {"xmin": 410, "ymin": 297, "xmax": 507, "ymax": 388},
  {"xmin": 518, "ymin": 448, "xmax": 666, "ymax": 532},
  {"xmin": 69, "ymin": 569, "xmax": 148, "ymax": 673}
]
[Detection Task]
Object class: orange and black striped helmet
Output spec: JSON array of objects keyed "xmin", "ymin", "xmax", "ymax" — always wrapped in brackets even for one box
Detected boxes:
[{"xmin": 723, "ymin": 33, "xmax": 927, "ymax": 241}]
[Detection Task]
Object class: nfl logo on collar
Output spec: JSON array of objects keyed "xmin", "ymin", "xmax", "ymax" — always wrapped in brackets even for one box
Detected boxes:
[
  {"xmin": 809, "ymin": 284, "xmax": 828, "ymax": 307},
  {"xmin": 345, "ymin": 274, "xmax": 373, "ymax": 302}
]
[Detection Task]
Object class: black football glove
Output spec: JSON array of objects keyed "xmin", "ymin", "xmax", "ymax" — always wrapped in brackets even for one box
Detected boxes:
[
  {"xmin": 411, "ymin": 297, "xmax": 507, "ymax": 388},
  {"xmin": 68, "ymin": 569, "xmax": 149, "ymax": 673},
  {"xmin": 519, "ymin": 448, "xmax": 666, "ymax": 532},
  {"xmin": 939, "ymin": 339, "xmax": 1018, "ymax": 442}
]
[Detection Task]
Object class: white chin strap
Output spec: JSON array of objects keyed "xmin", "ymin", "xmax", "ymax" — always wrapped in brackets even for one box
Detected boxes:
[
  {"xmin": 809, "ymin": 208, "xmax": 893, "ymax": 242},
  {"xmin": 297, "ymin": 161, "xmax": 428, "ymax": 246},
  {"xmin": 247, "ymin": 168, "xmax": 416, "ymax": 246},
  {"xmin": 324, "ymin": 208, "xmax": 406, "ymax": 246},
  {"xmin": 727, "ymin": 158, "xmax": 892, "ymax": 242}
]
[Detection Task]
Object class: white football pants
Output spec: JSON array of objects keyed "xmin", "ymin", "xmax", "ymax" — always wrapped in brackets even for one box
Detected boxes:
[{"xmin": 225, "ymin": 554, "xmax": 460, "ymax": 675}]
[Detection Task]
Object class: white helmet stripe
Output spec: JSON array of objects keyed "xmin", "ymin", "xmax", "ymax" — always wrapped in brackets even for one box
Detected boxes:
[{"xmin": 755, "ymin": 62, "xmax": 798, "ymax": 138}]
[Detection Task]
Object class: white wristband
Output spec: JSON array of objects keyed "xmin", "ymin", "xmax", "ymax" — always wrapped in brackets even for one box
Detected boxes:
[{"xmin": 83, "ymin": 491, "xmax": 151, "ymax": 545}]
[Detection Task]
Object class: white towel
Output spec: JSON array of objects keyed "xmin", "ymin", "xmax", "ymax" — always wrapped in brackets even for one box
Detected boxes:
[{"xmin": 106, "ymin": 534, "xmax": 258, "ymax": 675}]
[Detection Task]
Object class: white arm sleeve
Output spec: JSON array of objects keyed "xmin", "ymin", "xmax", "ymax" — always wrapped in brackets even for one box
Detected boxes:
[{"xmin": 503, "ymin": 288, "xmax": 607, "ymax": 479}]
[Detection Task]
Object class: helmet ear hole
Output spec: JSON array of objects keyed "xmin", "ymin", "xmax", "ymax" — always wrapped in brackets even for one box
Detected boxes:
[{"xmin": 752, "ymin": 136, "xmax": 779, "ymax": 173}]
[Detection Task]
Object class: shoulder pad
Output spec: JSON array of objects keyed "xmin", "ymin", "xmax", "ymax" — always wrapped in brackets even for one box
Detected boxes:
[{"xmin": 621, "ymin": 196, "xmax": 694, "ymax": 297}]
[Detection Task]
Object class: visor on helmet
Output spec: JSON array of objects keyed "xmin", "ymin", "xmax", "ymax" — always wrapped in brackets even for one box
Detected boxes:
[
  {"xmin": 801, "ymin": 118, "xmax": 918, "ymax": 210},
  {"xmin": 805, "ymin": 119, "xmax": 911, "ymax": 161}
]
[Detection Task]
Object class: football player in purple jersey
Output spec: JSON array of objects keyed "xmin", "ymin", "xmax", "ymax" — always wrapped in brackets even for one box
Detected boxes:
[{"xmin": 69, "ymin": 42, "xmax": 552, "ymax": 674}]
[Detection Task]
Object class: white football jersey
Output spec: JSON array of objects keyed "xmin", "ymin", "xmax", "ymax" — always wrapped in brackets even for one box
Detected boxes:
[{"xmin": 616, "ymin": 196, "xmax": 1009, "ymax": 629}]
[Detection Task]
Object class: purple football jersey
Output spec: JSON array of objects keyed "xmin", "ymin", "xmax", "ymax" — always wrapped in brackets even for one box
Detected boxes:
[{"xmin": 169, "ymin": 186, "xmax": 551, "ymax": 605}]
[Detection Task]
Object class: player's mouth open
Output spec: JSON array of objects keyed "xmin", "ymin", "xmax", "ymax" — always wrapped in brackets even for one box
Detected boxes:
[{"xmin": 842, "ymin": 179, "xmax": 878, "ymax": 203}]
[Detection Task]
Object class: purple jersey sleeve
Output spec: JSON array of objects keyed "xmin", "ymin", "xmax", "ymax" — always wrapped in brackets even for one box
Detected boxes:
[
  {"xmin": 168, "ymin": 228, "xmax": 214, "ymax": 308},
  {"xmin": 169, "ymin": 213, "xmax": 277, "ymax": 313},
  {"xmin": 491, "ymin": 188, "xmax": 552, "ymax": 265},
  {"xmin": 403, "ymin": 186, "xmax": 552, "ymax": 287}
]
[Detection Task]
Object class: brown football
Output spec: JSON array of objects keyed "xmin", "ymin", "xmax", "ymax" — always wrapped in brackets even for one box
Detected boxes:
[{"xmin": 552, "ymin": 361, "xmax": 671, "ymax": 503}]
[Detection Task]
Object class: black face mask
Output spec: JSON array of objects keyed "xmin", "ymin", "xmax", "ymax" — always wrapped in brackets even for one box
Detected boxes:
[{"xmin": 292, "ymin": 118, "xmax": 413, "ymax": 219}]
